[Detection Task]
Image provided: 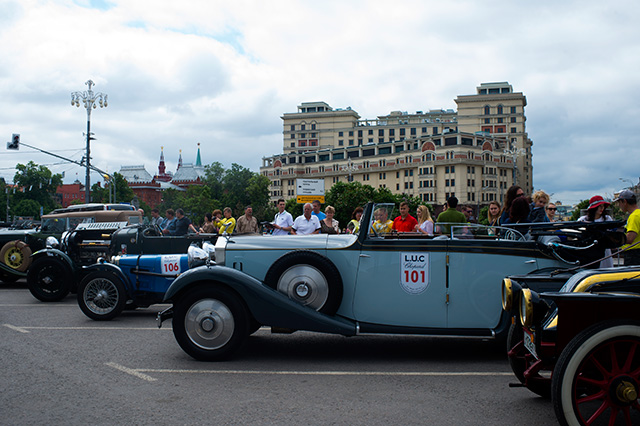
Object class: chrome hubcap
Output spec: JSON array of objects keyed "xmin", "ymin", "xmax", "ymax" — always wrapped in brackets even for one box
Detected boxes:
[
  {"xmin": 185, "ymin": 299, "xmax": 234, "ymax": 350},
  {"xmin": 277, "ymin": 264, "xmax": 328, "ymax": 310}
]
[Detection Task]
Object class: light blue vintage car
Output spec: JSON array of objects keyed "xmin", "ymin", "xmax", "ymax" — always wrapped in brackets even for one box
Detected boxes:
[{"xmin": 157, "ymin": 202, "xmax": 622, "ymax": 361}]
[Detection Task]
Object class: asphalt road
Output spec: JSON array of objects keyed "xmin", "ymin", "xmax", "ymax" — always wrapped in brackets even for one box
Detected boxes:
[{"xmin": 1, "ymin": 281, "xmax": 558, "ymax": 426}]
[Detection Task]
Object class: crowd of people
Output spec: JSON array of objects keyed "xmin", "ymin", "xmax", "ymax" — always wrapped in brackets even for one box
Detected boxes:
[{"xmin": 145, "ymin": 185, "xmax": 640, "ymax": 265}]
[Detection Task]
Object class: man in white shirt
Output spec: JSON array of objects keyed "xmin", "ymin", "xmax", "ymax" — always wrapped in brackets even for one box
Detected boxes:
[
  {"xmin": 292, "ymin": 203, "xmax": 321, "ymax": 235},
  {"xmin": 272, "ymin": 198, "xmax": 293, "ymax": 236}
]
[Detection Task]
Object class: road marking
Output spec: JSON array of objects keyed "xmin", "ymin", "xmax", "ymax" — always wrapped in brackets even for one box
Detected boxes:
[
  {"xmin": 0, "ymin": 304, "xmax": 77, "ymax": 307},
  {"xmin": 105, "ymin": 363, "xmax": 513, "ymax": 382},
  {"xmin": 106, "ymin": 362, "xmax": 158, "ymax": 382},
  {"xmin": 138, "ymin": 369, "xmax": 514, "ymax": 377},
  {"xmin": 3, "ymin": 325, "xmax": 171, "ymax": 331},
  {"xmin": 3, "ymin": 323, "xmax": 29, "ymax": 333}
]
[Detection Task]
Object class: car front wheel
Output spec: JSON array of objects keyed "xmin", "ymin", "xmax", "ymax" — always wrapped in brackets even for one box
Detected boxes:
[
  {"xmin": 172, "ymin": 286, "xmax": 249, "ymax": 361},
  {"xmin": 507, "ymin": 323, "xmax": 551, "ymax": 398},
  {"xmin": 552, "ymin": 321, "xmax": 640, "ymax": 426},
  {"xmin": 77, "ymin": 271, "xmax": 127, "ymax": 321},
  {"xmin": 27, "ymin": 257, "xmax": 72, "ymax": 302}
]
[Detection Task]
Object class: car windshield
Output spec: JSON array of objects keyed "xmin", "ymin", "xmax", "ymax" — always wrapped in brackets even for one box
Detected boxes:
[{"xmin": 41, "ymin": 218, "xmax": 67, "ymax": 233}]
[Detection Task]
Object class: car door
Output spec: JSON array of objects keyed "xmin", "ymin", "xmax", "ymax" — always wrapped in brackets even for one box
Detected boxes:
[
  {"xmin": 352, "ymin": 220, "xmax": 449, "ymax": 328},
  {"xmin": 445, "ymin": 227, "xmax": 542, "ymax": 329}
]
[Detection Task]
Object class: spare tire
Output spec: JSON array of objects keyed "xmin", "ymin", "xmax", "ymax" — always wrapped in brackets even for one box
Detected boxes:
[
  {"xmin": 0, "ymin": 240, "xmax": 32, "ymax": 272},
  {"xmin": 264, "ymin": 250, "xmax": 343, "ymax": 315}
]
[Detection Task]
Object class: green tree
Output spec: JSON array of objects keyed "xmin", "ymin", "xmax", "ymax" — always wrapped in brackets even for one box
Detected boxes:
[
  {"xmin": 91, "ymin": 172, "xmax": 134, "ymax": 205},
  {"xmin": 181, "ymin": 185, "xmax": 216, "ymax": 226},
  {"xmin": 571, "ymin": 199, "xmax": 589, "ymax": 221},
  {"xmin": 13, "ymin": 161, "xmax": 63, "ymax": 218},
  {"xmin": 13, "ymin": 199, "xmax": 41, "ymax": 219},
  {"xmin": 203, "ymin": 161, "xmax": 225, "ymax": 201},
  {"xmin": 222, "ymin": 163, "xmax": 255, "ymax": 215}
]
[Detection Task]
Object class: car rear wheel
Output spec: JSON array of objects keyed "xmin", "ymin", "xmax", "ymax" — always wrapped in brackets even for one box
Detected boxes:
[
  {"xmin": 27, "ymin": 257, "xmax": 72, "ymax": 302},
  {"xmin": 172, "ymin": 286, "xmax": 249, "ymax": 361},
  {"xmin": 552, "ymin": 321, "xmax": 640, "ymax": 426},
  {"xmin": 264, "ymin": 251, "xmax": 343, "ymax": 315},
  {"xmin": 77, "ymin": 271, "xmax": 127, "ymax": 321},
  {"xmin": 0, "ymin": 240, "xmax": 32, "ymax": 272}
]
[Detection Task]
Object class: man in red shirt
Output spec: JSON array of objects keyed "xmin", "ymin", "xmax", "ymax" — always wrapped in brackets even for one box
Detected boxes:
[{"xmin": 393, "ymin": 202, "xmax": 418, "ymax": 232}]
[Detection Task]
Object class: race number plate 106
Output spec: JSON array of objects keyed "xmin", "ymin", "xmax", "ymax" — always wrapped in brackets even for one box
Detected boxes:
[
  {"xmin": 161, "ymin": 255, "xmax": 182, "ymax": 275},
  {"xmin": 400, "ymin": 252, "xmax": 430, "ymax": 295}
]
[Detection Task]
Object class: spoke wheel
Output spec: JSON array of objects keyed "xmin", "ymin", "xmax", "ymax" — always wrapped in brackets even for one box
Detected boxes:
[
  {"xmin": 172, "ymin": 286, "xmax": 249, "ymax": 361},
  {"xmin": 552, "ymin": 321, "xmax": 640, "ymax": 426},
  {"xmin": 0, "ymin": 241, "xmax": 32, "ymax": 272},
  {"xmin": 77, "ymin": 272, "xmax": 126, "ymax": 321},
  {"xmin": 27, "ymin": 257, "xmax": 71, "ymax": 302}
]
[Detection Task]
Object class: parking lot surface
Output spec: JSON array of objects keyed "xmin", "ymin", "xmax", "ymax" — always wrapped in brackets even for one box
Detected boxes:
[{"xmin": 1, "ymin": 281, "xmax": 556, "ymax": 425}]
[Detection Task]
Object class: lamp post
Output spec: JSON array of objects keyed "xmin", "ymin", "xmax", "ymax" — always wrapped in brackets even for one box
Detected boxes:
[
  {"xmin": 340, "ymin": 158, "xmax": 358, "ymax": 182},
  {"xmin": 503, "ymin": 141, "xmax": 526, "ymax": 186},
  {"xmin": 71, "ymin": 80, "xmax": 108, "ymax": 203}
]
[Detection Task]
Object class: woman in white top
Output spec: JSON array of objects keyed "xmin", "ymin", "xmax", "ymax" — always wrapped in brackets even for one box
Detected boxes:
[
  {"xmin": 415, "ymin": 205, "xmax": 434, "ymax": 235},
  {"xmin": 578, "ymin": 195, "xmax": 614, "ymax": 268}
]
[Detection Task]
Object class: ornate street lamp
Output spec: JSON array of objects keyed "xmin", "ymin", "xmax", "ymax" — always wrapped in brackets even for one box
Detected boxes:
[
  {"xmin": 340, "ymin": 158, "xmax": 358, "ymax": 182},
  {"xmin": 71, "ymin": 80, "xmax": 108, "ymax": 203},
  {"xmin": 503, "ymin": 141, "xmax": 526, "ymax": 186}
]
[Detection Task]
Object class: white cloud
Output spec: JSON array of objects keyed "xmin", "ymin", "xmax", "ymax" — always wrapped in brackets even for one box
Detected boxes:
[{"xmin": 0, "ymin": 0, "xmax": 639, "ymax": 205}]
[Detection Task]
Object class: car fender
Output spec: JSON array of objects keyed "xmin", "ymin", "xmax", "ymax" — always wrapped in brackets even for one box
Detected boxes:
[
  {"xmin": 31, "ymin": 248, "xmax": 75, "ymax": 270},
  {"xmin": 164, "ymin": 265, "xmax": 357, "ymax": 336},
  {"xmin": 81, "ymin": 262, "xmax": 133, "ymax": 295}
]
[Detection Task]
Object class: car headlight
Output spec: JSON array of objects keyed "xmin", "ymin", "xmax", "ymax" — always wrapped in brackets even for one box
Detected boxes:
[
  {"xmin": 188, "ymin": 245, "xmax": 209, "ymax": 269},
  {"xmin": 45, "ymin": 236, "xmax": 59, "ymax": 249},
  {"xmin": 202, "ymin": 241, "xmax": 215, "ymax": 260},
  {"xmin": 519, "ymin": 288, "xmax": 533, "ymax": 327},
  {"xmin": 518, "ymin": 288, "xmax": 551, "ymax": 328},
  {"xmin": 502, "ymin": 278, "xmax": 522, "ymax": 313}
]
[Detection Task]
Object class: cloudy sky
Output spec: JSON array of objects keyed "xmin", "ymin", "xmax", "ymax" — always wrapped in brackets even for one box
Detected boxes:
[{"xmin": 1, "ymin": 0, "xmax": 638, "ymax": 205}]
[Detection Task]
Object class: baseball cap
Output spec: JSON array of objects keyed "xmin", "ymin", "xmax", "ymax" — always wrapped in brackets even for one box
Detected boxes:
[{"xmin": 613, "ymin": 189, "xmax": 635, "ymax": 202}]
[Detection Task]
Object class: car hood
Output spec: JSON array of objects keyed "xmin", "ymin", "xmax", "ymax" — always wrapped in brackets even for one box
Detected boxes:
[{"xmin": 224, "ymin": 233, "xmax": 358, "ymax": 251}]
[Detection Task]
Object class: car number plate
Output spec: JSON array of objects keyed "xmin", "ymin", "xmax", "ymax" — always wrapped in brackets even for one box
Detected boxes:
[{"xmin": 523, "ymin": 328, "xmax": 538, "ymax": 359}]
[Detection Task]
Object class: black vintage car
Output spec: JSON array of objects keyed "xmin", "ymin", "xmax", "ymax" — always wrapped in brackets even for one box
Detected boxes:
[
  {"xmin": 26, "ymin": 222, "xmax": 217, "ymax": 302},
  {"xmin": 0, "ymin": 204, "xmax": 141, "ymax": 283},
  {"xmin": 502, "ymin": 267, "xmax": 640, "ymax": 425}
]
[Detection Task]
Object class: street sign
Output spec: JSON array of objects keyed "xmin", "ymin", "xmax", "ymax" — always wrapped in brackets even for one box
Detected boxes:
[{"xmin": 296, "ymin": 178, "xmax": 325, "ymax": 204}]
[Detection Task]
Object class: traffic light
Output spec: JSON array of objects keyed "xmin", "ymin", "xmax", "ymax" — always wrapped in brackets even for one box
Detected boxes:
[{"xmin": 7, "ymin": 133, "xmax": 19, "ymax": 150}]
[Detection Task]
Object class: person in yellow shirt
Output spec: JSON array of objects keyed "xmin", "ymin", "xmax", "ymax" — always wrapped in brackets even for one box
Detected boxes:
[
  {"xmin": 615, "ymin": 189, "xmax": 640, "ymax": 265},
  {"xmin": 371, "ymin": 207, "xmax": 393, "ymax": 235},
  {"xmin": 218, "ymin": 207, "xmax": 236, "ymax": 234}
]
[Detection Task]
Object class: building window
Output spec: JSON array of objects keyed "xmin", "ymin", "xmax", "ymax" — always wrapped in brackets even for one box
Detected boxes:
[
  {"xmin": 510, "ymin": 127, "xmax": 517, "ymax": 133},
  {"xmin": 484, "ymin": 105, "xmax": 490, "ymax": 115},
  {"xmin": 290, "ymin": 125, "xmax": 295, "ymax": 131},
  {"xmin": 301, "ymin": 124, "xmax": 306, "ymax": 131},
  {"xmin": 379, "ymin": 129, "xmax": 384, "ymax": 137},
  {"xmin": 497, "ymin": 105, "xmax": 503, "ymax": 115},
  {"xmin": 510, "ymin": 106, "xmax": 516, "ymax": 113},
  {"xmin": 338, "ymin": 140, "xmax": 343, "ymax": 146},
  {"xmin": 339, "ymin": 131, "xmax": 343, "ymax": 137},
  {"xmin": 311, "ymin": 123, "xmax": 316, "ymax": 130},
  {"xmin": 510, "ymin": 117, "xmax": 517, "ymax": 123}
]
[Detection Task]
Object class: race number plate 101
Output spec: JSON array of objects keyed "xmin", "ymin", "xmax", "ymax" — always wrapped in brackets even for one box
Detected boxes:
[{"xmin": 400, "ymin": 252, "xmax": 430, "ymax": 294}]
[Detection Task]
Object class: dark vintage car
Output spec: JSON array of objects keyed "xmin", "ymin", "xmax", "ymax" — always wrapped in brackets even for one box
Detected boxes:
[
  {"xmin": 155, "ymin": 202, "xmax": 625, "ymax": 362},
  {"xmin": 26, "ymin": 222, "xmax": 217, "ymax": 302},
  {"xmin": 0, "ymin": 203, "xmax": 141, "ymax": 282},
  {"xmin": 502, "ymin": 268, "xmax": 640, "ymax": 425}
]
